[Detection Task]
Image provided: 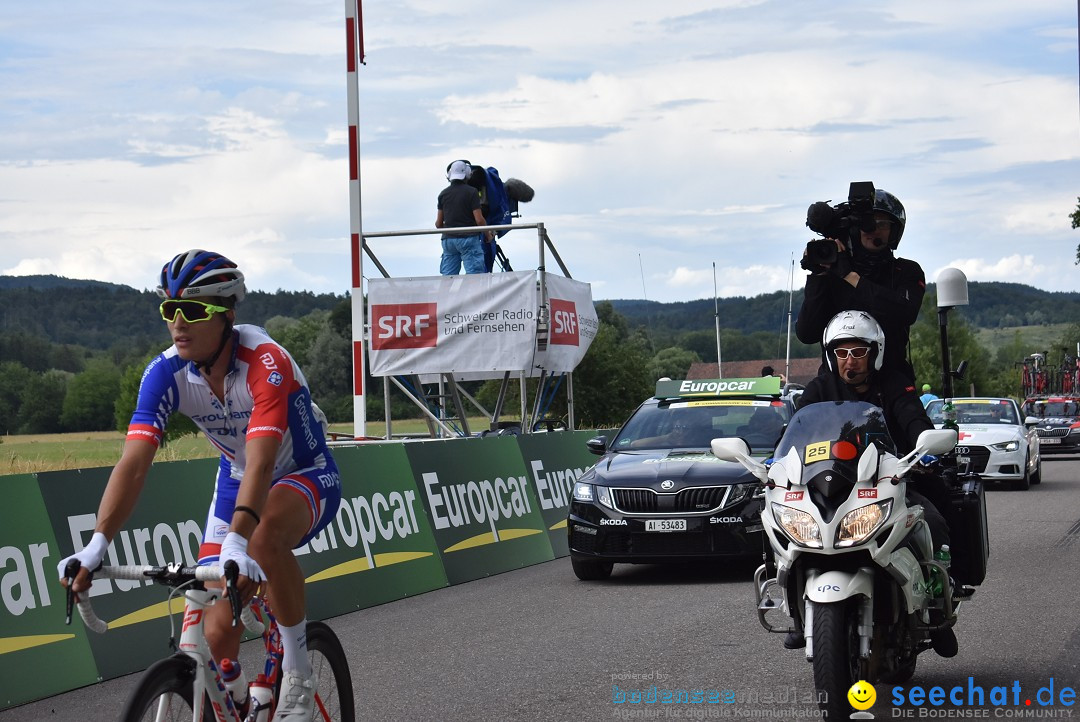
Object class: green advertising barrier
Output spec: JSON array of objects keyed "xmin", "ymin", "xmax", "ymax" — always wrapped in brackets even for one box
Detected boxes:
[
  {"xmin": 514, "ymin": 430, "xmax": 603, "ymax": 557},
  {"xmin": 0, "ymin": 430, "xmax": 606, "ymax": 711},
  {"xmin": 405, "ymin": 436, "xmax": 556, "ymax": 584},
  {"xmin": 38, "ymin": 461, "xmax": 218, "ymax": 684},
  {"xmin": 297, "ymin": 443, "xmax": 448, "ymax": 620},
  {"xmin": 0, "ymin": 473, "xmax": 97, "ymax": 709}
]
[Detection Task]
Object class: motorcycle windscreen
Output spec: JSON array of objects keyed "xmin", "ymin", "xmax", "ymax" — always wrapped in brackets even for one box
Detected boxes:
[{"xmin": 777, "ymin": 401, "xmax": 896, "ymax": 497}]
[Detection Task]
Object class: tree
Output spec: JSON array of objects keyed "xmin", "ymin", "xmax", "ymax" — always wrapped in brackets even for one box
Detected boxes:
[
  {"xmin": 264, "ymin": 310, "xmax": 330, "ymax": 368},
  {"xmin": 567, "ymin": 307, "xmax": 653, "ymax": 427},
  {"xmin": 0, "ymin": 362, "xmax": 33, "ymax": 435},
  {"xmin": 61, "ymin": 359, "xmax": 123, "ymax": 431},
  {"xmin": 648, "ymin": 347, "xmax": 700, "ymax": 381},
  {"xmin": 17, "ymin": 369, "xmax": 71, "ymax": 434},
  {"xmin": 304, "ymin": 324, "xmax": 353, "ymax": 421}
]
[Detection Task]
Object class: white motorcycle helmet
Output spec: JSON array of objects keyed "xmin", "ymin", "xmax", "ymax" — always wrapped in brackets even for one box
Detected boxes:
[{"xmin": 823, "ymin": 310, "xmax": 885, "ymax": 373}]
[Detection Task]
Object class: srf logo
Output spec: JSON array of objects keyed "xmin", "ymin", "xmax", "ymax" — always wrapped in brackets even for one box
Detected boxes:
[
  {"xmin": 550, "ymin": 299, "xmax": 579, "ymax": 346},
  {"xmin": 372, "ymin": 303, "xmax": 438, "ymax": 350},
  {"xmin": 857, "ymin": 488, "xmax": 877, "ymax": 499}
]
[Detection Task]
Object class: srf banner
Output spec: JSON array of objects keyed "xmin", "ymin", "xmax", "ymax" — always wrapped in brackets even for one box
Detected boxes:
[
  {"xmin": 537, "ymin": 273, "xmax": 598, "ymax": 373},
  {"xmin": 368, "ymin": 271, "xmax": 538, "ymax": 376}
]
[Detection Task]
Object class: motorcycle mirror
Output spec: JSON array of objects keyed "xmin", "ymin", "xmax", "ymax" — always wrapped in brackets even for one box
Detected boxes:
[
  {"xmin": 951, "ymin": 360, "xmax": 968, "ymax": 380},
  {"xmin": 917, "ymin": 428, "xmax": 959, "ymax": 456},
  {"xmin": 710, "ymin": 437, "xmax": 769, "ymax": 482}
]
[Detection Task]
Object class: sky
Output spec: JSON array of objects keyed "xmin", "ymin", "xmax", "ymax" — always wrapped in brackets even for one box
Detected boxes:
[{"xmin": 0, "ymin": 1, "xmax": 1077, "ymax": 303}]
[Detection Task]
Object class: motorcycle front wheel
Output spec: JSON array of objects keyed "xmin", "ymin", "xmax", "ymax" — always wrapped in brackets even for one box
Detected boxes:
[{"xmin": 811, "ymin": 601, "xmax": 864, "ymax": 719}]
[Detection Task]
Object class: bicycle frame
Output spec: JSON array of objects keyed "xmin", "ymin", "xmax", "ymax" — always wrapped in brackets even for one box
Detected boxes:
[{"xmin": 175, "ymin": 587, "xmax": 282, "ymax": 722}]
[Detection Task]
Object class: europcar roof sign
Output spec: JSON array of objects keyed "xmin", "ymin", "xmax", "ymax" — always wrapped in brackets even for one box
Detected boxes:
[{"xmin": 654, "ymin": 377, "xmax": 782, "ymax": 399}]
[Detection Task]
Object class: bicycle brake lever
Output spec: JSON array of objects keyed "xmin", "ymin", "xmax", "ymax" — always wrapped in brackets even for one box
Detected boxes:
[
  {"xmin": 63, "ymin": 559, "xmax": 82, "ymax": 625},
  {"xmin": 223, "ymin": 559, "xmax": 242, "ymax": 628}
]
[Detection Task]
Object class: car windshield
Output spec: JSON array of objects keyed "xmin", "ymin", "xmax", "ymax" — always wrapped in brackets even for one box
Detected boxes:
[
  {"xmin": 925, "ymin": 399, "xmax": 1017, "ymax": 425},
  {"xmin": 612, "ymin": 397, "xmax": 790, "ymax": 452},
  {"xmin": 1022, "ymin": 400, "xmax": 1080, "ymax": 419}
]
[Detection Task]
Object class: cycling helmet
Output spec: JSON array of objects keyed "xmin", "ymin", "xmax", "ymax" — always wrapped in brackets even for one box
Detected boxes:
[
  {"xmin": 872, "ymin": 190, "xmax": 906, "ymax": 249},
  {"xmin": 156, "ymin": 250, "xmax": 246, "ymax": 302},
  {"xmin": 823, "ymin": 310, "xmax": 885, "ymax": 372}
]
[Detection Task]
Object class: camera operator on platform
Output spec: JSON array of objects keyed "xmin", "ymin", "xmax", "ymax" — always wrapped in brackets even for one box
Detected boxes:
[{"xmin": 795, "ymin": 183, "xmax": 925, "ymax": 383}]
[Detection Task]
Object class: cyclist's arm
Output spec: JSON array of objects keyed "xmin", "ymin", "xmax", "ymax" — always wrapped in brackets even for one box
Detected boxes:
[{"xmin": 230, "ymin": 435, "xmax": 281, "ymax": 538}]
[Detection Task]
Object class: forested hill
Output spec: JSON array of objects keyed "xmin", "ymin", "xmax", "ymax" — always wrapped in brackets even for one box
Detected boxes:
[
  {"xmin": 609, "ymin": 281, "xmax": 1080, "ymax": 339},
  {"xmin": 0, "ymin": 274, "xmax": 1076, "ymax": 351},
  {"xmin": 0, "ymin": 275, "xmax": 346, "ymax": 349}
]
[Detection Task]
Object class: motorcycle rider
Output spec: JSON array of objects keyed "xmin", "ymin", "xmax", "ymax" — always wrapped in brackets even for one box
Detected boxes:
[
  {"xmin": 788, "ymin": 309, "xmax": 957, "ymax": 657},
  {"xmin": 796, "ymin": 188, "xmax": 925, "ymax": 383}
]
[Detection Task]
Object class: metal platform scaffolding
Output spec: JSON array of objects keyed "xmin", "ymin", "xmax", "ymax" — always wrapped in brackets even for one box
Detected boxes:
[{"xmin": 350, "ymin": 222, "xmax": 598, "ymax": 440}]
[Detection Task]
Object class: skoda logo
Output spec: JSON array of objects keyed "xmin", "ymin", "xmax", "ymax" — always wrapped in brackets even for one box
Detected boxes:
[{"xmin": 660, "ymin": 480, "xmax": 675, "ymax": 490}]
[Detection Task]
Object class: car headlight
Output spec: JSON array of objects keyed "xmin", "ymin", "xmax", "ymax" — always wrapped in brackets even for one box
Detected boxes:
[
  {"xmin": 725, "ymin": 482, "xmax": 758, "ymax": 506},
  {"xmin": 573, "ymin": 482, "xmax": 614, "ymax": 510},
  {"xmin": 836, "ymin": 500, "xmax": 893, "ymax": 548},
  {"xmin": 990, "ymin": 440, "xmax": 1019, "ymax": 452},
  {"xmin": 772, "ymin": 503, "xmax": 822, "ymax": 548}
]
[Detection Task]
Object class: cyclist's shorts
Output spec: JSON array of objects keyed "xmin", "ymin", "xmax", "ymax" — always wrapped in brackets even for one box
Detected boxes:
[{"xmin": 198, "ymin": 456, "xmax": 342, "ymax": 564}]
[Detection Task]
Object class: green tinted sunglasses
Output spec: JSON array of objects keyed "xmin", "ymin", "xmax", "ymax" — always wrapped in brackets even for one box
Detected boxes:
[{"xmin": 159, "ymin": 299, "xmax": 229, "ymax": 323}]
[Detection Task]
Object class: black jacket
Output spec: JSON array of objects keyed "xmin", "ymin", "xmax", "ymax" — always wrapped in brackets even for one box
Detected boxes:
[
  {"xmin": 798, "ymin": 370, "xmax": 933, "ymax": 456},
  {"xmin": 796, "ymin": 254, "xmax": 925, "ymax": 381}
]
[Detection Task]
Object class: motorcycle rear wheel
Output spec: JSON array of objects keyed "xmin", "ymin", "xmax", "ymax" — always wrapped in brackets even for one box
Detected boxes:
[{"xmin": 811, "ymin": 601, "xmax": 863, "ymax": 719}]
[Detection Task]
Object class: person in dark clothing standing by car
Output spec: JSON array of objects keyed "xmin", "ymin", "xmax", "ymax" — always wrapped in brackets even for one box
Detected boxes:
[
  {"xmin": 796, "ymin": 186, "xmax": 925, "ymax": 382},
  {"xmin": 436, "ymin": 159, "xmax": 492, "ymax": 275},
  {"xmin": 793, "ymin": 309, "xmax": 957, "ymax": 657}
]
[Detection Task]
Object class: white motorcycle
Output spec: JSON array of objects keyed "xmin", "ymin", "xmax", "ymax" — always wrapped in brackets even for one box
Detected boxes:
[{"xmin": 712, "ymin": 401, "xmax": 984, "ymax": 719}]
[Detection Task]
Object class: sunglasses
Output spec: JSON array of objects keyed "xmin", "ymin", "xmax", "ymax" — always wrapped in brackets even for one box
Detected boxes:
[
  {"xmin": 159, "ymin": 299, "xmax": 229, "ymax": 323},
  {"xmin": 833, "ymin": 346, "xmax": 871, "ymax": 360}
]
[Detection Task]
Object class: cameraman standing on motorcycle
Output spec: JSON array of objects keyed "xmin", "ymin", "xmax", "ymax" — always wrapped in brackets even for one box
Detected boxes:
[
  {"xmin": 794, "ymin": 309, "xmax": 957, "ymax": 657},
  {"xmin": 796, "ymin": 183, "xmax": 925, "ymax": 383}
]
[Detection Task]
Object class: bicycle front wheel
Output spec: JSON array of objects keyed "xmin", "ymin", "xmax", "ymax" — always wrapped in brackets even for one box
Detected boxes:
[
  {"xmin": 120, "ymin": 654, "xmax": 208, "ymax": 722},
  {"xmin": 306, "ymin": 621, "xmax": 355, "ymax": 722}
]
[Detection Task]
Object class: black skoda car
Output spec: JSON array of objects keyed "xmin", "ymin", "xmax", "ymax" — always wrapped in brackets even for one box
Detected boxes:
[
  {"xmin": 567, "ymin": 377, "xmax": 792, "ymax": 580},
  {"xmin": 1023, "ymin": 396, "xmax": 1080, "ymax": 455}
]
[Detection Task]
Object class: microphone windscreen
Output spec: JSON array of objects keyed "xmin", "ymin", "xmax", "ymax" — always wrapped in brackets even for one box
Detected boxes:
[{"xmin": 505, "ymin": 178, "xmax": 535, "ymax": 203}]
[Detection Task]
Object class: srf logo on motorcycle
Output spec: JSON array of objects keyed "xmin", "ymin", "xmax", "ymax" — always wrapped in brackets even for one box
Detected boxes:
[{"xmin": 371, "ymin": 302, "xmax": 438, "ymax": 350}]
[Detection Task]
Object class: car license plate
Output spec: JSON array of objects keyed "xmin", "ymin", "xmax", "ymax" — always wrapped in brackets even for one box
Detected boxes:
[
  {"xmin": 957, "ymin": 455, "xmax": 970, "ymax": 465},
  {"xmin": 1040, "ymin": 438, "xmax": 1061, "ymax": 445},
  {"xmin": 645, "ymin": 519, "xmax": 687, "ymax": 532}
]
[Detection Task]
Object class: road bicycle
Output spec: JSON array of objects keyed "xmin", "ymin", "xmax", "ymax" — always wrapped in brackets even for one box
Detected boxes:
[{"xmin": 64, "ymin": 561, "xmax": 355, "ymax": 722}]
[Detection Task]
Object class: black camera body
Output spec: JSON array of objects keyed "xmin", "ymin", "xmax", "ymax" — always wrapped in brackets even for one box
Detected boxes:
[{"xmin": 803, "ymin": 181, "xmax": 877, "ymax": 266}]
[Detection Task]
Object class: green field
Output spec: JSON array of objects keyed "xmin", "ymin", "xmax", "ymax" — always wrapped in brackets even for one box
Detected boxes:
[
  {"xmin": 975, "ymin": 323, "xmax": 1076, "ymax": 359},
  {"xmin": 1, "ymin": 417, "xmax": 500, "ymax": 474}
]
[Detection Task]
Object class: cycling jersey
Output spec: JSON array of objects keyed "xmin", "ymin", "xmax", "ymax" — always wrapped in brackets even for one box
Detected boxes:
[{"xmin": 126, "ymin": 324, "xmax": 341, "ymax": 558}]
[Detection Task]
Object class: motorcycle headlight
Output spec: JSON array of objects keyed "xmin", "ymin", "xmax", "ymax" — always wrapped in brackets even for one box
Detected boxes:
[
  {"xmin": 836, "ymin": 500, "xmax": 893, "ymax": 548},
  {"xmin": 772, "ymin": 503, "xmax": 822, "ymax": 548},
  {"xmin": 574, "ymin": 482, "xmax": 614, "ymax": 510},
  {"xmin": 990, "ymin": 440, "xmax": 1019, "ymax": 452}
]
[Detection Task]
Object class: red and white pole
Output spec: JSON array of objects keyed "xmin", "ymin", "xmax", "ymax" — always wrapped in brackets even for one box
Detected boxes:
[{"xmin": 345, "ymin": 0, "xmax": 366, "ymax": 438}]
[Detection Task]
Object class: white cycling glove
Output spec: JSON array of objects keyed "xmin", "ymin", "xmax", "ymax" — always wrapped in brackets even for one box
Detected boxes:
[
  {"xmin": 56, "ymin": 531, "xmax": 109, "ymax": 580},
  {"xmin": 219, "ymin": 532, "xmax": 266, "ymax": 583}
]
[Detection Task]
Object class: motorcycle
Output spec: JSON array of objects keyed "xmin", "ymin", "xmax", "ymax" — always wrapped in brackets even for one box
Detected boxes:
[{"xmin": 711, "ymin": 401, "xmax": 986, "ymax": 719}]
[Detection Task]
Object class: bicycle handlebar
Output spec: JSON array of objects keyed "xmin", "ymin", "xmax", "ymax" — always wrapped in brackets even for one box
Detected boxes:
[{"xmin": 64, "ymin": 563, "xmax": 236, "ymax": 635}]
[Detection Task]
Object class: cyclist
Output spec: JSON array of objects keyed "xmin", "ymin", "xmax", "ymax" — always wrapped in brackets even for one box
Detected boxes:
[{"xmin": 57, "ymin": 249, "xmax": 342, "ymax": 721}]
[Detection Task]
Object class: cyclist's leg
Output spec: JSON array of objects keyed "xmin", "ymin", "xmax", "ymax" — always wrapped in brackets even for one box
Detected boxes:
[{"xmin": 250, "ymin": 463, "xmax": 342, "ymax": 674}]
